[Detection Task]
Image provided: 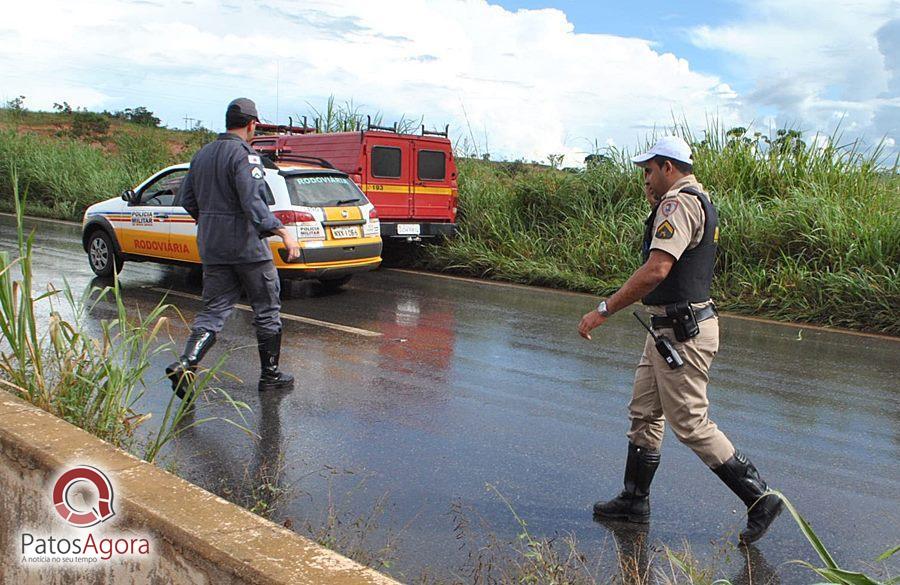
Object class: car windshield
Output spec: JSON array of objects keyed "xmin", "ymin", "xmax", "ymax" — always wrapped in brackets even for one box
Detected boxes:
[{"xmin": 284, "ymin": 174, "xmax": 367, "ymax": 207}]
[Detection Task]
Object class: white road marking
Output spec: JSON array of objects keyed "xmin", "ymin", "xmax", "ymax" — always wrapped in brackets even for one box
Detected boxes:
[{"xmin": 145, "ymin": 287, "xmax": 381, "ymax": 338}]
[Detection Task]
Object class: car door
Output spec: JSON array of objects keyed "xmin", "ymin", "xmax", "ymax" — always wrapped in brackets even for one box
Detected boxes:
[
  {"xmin": 121, "ymin": 169, "xmax": 187, "ymax": 259},
  {"xmin": 168, "ymin": 173, "xmax": 201, "ymax": 263}
]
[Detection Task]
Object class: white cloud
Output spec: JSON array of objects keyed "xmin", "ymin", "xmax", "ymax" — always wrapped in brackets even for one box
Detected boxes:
[
  {"xmin": 690, "ymin": 0, "xmax": 899, "ymax": 152},
  {"xmin": 0, "ymin": 0, "xmax": 748, "ymax": 164}
]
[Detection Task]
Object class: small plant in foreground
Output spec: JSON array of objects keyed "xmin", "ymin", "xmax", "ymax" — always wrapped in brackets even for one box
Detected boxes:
[{"xmin": 0, "ymin": 172, "xmax": 250, "ymax": 462}]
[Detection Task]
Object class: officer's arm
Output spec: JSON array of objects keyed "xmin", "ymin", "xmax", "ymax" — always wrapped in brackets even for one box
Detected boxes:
[
  {"xmin": 180, "ymin": 168, "xmax": 199, "ymax": 220},
  {"xmin": 232, "ymin": 150, "xmax": 283, "ymax": 235},
  {"xmin": 604, "ymin": 251, "xmax": 675, "ymax": 315}
]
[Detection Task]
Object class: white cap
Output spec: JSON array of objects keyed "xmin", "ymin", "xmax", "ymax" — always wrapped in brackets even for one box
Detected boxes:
[{"xmin": 631, "ymin": 136, "xmax": 692, "ymax": 166}]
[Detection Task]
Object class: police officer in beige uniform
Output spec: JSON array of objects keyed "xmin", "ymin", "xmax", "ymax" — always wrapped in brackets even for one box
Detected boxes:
[{"xmin": 578, "ymin": 136, "xmax": 782, "ymax": 544}]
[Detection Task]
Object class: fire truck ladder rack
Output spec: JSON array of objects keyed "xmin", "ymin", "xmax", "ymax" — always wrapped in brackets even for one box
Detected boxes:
[
  {"xmin": 422, "ymin": 124, "xmax": 449, "ymax": 137},
  {"xmin": 256, "ymin": 116, "xmax": 315, "ymax": 135},
  {"xmin": 366, "ymin": 115, "xmax": 398, "ymax": 133}
]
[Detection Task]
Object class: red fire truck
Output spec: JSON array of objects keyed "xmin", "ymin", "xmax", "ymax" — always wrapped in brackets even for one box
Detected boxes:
[{"xmin": 251, "ymin": 119, "xmax": 458, "ymax": 241}]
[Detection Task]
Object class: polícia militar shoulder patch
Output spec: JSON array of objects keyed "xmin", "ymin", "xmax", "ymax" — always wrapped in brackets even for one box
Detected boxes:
[
  {"xmin": 251, "ymin": 167, "xmax": 264, "ymax": 179},
  {"xmin": 661, "ymin": 200, "xmax": 679, "ymax": 216},
  {"xmin": 655, "ymin": 220, "xmax": 676, "ymax": 239}
]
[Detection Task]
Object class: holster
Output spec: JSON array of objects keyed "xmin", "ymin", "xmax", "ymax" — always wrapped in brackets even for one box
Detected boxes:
[{"xmin": 649, "ymin": 301, "xmax": 704, "ymax": 342}]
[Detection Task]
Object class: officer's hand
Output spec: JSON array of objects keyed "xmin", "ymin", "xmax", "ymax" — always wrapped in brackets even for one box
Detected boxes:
[
  {"xmin": 578, "ymin": 311, "xmax": 606, "ymax": 340},
  {"xmin": 280, "ymin": 232, "xmax": 301, "ymax": 262}
]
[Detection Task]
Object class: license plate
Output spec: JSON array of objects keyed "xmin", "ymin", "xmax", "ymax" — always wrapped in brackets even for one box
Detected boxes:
[
  {"xmin": 331, "ymin": 225, "xmax": 360, "ymax": 239},
  {"xmin": 397, "ymin": 224, "xmax": 421, "ymax": 235}
]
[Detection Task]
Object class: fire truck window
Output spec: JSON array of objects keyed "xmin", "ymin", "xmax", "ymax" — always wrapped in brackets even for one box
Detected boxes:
[
  {"xmin": 418, "ymin": 150, "xmax": 445, "ymax": 181},
  {"xmin": 372, "ymin": 146, "xmax": 402, "ymax": 178}
]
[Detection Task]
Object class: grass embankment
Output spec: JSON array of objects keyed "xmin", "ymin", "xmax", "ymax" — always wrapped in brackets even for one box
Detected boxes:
[
  {"xmin": 425, "ymin": 131, "xmax": 899, "ymax": 335},
  {"xmin": 0, "ymin": 108, "xmax": 211, "ymax": 219},
  {"xmin": 1, "ymin": 109, "xmax": 897, "ymax": 333}
]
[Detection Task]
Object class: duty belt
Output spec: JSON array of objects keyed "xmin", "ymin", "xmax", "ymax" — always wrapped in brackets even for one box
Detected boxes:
[{"xmin": 650, "ymin": 303, "xmax": 717, "ymax": 330}]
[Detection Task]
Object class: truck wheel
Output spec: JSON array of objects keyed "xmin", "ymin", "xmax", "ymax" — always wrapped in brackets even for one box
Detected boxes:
[
  {"xmin": 87, "ymin": 230, "xmax": 124, "ymax": 277},
  {"xmin": 319, "ymin": 275, "xmax": 352, "ymax": 291}
]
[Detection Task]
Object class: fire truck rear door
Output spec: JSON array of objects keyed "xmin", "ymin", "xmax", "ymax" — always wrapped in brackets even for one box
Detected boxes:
[
  {"xmin": 365, "ymin": 136, "xmax": 412, "ymax": 220},
  {"xmin": 412, "ymin": 146, "xmax": 451, "ymax": 220}
]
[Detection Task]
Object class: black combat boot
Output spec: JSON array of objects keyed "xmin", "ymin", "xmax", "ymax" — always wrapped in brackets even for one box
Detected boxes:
[
  {"xmin": 257, "ymin": 330, "xmax": 294, "ymax": 392},
  {"xmin": 165, "ymin": 330, "xmax": 216, "ymax": 399},
  {"xmin": 712, "ymin": 450, "xmax": 783, "ymax": 544},
  {"xmin": 593, "ymin": 442, "xmax": 661, "ymax": 523}
]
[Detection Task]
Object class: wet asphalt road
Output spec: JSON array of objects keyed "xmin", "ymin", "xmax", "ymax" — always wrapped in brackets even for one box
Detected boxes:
[{"xmin": 2, "ymin": 214, "xmax": 899, "ymax": 583}]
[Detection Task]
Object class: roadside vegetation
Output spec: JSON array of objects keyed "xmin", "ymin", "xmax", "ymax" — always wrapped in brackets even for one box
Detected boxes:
[
  {"xmin": 0, "ymin": 176, "xmax": 248, "ymax": 461},
  {"xmin": 0, "ymin": 103, "xmax": 212, "ymax": 220},
  {"xmin": 0, "ymin": 101, "xmax": 897, "ymax": 334},
  {"xmin": 427, "ymin": 486, "xmax": 897, "ymax": 585},
  {"xmin": 428, "ymin": 126, "xmax": 899, "ymax": 335}
]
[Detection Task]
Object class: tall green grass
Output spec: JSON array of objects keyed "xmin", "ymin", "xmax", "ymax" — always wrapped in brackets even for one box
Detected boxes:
[
  {"xmin": 426, "ymin": 127, "xmax": 899, "ymax": 334},
  {"xmin": 0, "ymin": 109, "xmax": 208, "ymax": 219}
]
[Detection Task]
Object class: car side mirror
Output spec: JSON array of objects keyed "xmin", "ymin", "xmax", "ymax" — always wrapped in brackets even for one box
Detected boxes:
[{"xmin": 121, "ymin": 189, "xmax": 136, "ymax": 203}]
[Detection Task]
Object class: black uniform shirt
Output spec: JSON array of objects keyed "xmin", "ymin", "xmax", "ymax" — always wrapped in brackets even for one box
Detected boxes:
[{"xmin": 180, "ymin": 133, "xmax": 283, "ymax": 265}]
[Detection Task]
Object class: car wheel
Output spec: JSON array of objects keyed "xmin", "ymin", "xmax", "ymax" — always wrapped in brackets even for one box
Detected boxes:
[
  {"xmin": 87, "ymin": 230, "xmax": 123, "ymax": 277},
  {"xmin": 319, "ymin": 275, "xmax": 352, "ymax": 291}
]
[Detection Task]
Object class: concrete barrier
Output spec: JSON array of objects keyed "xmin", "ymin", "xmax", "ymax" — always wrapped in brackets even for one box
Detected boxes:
[{"xmin": 0, "ymin": 391, "xmax": 401, "ymax": 585}]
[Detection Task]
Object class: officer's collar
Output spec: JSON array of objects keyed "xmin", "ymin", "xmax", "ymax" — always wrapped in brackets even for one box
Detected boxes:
[
  {"xmin": 660, "ymin": 175, "xmax": 699, "ymax": 199},
  {"xmin": 217, "ymin": 132, "xmax": 247, "ymax": 143}
]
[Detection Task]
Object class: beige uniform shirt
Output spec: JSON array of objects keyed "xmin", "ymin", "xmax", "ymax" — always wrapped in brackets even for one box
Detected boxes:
[{"xmin": 648, "ymin": 174, "xmax": 709, "ymax": 261}]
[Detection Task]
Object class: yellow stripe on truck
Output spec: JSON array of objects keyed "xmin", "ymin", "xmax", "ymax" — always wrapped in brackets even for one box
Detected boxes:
[
  {"xmin": 413, "ymin": 186, "xmax": 455, "ymax": 195},
  {"xmin": 360, "ymin": 184, "xmax": 409, "ymax": 194},
  {"xmin": 359, "ymin": 184, "xmax": 455, "ymax": 196}
]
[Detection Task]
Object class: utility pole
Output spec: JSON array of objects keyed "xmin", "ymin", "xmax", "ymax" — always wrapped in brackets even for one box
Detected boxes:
[
  {"xmin": 275, "ymin": 60, "xmax": 280, "ymax": 127},
  {"xmin": 183, "ymin": 116, "xmax": 196, "ymax": 130}
]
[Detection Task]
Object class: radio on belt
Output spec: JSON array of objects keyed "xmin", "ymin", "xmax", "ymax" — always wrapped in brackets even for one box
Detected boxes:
[{"xmin": 633, "ymin": 311, "xmax": 684, "ymax": 369}]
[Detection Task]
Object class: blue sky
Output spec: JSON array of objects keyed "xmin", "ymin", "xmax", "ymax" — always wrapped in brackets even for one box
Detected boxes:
[
  {"xmin": 495, "ymin": 1, "xmax": 737, "ymax": 79},
  {"xmin": 1, "ymin": 0, "xmax": 897, "ymax": 163}
]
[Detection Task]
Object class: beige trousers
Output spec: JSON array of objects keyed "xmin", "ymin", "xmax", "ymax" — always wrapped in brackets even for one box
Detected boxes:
[{"xmin": 626, "ymin": 314, "xmax": 735, "ymax": 467}]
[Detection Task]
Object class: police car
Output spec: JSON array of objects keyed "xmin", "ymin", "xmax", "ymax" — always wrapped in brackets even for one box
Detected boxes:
[{"xmin": 81, "ymin": 155, "xmax": 382, "ymax": 288}]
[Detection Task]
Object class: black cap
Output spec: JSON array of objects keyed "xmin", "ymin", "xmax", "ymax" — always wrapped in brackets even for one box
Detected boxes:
[{"xmin": 226, "ymin": 98, "xmax": 259, "ymax": 121}]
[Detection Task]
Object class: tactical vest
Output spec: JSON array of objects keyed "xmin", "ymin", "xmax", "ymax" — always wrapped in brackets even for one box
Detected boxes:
[{"xmin": 641, "ymin": 186, "xmax": 718, "ymax": 305}]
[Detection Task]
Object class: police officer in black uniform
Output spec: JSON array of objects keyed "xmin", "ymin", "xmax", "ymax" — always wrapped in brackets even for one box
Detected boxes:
[{"xmin": 166, "ymin": 98, "xmax": 301, "ymax": 397}]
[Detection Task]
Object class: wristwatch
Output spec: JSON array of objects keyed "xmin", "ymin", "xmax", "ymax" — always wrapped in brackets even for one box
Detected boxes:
[{"xmin": 597, "ymin": 300, "xmax": 610, "ymax": 317}]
